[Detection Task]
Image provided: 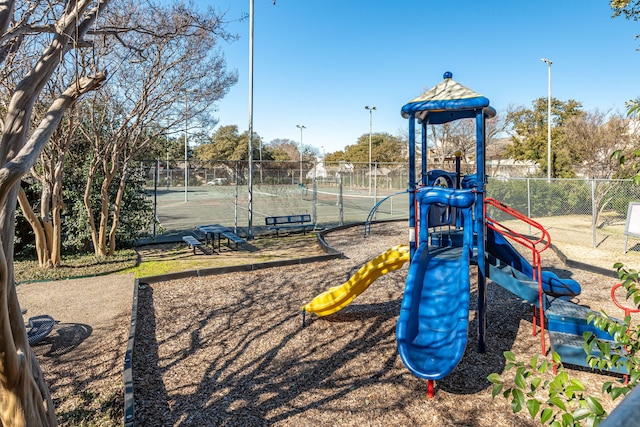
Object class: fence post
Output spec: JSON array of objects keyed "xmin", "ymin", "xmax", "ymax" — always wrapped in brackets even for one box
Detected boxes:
[
  {"xmin": 312, "ymin": 177, "xmax": 318, "ymax": 228},
  {"xmin": 591, "ymin": 179, "xmax": 597, "ymax": 248},
  {"xmin": 234, "ymin": 161, "xmax": 238, "ymax": 234},
  {"xmin": 374, "ymin": 162, "xmax": 378, "ymax": 220},
  {"xmin": 153, "ymin": 159, "xmax": 158, "ymax": 240},
  {"xmin": 527, "ymin": 178, "xmax": 532, "ymax": 235},
  {"xmin": 339, "ymin": 175, "xmax": 344, "ymax": 226}
]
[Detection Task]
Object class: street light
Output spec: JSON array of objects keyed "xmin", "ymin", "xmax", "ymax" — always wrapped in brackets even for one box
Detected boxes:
[
  {"xmin": 297, "ymin": 124, "xmax": 306, "ymax": 184},
  {"xmin": 365, "ymin": 106, "xmax": 376, "ymax": 194},
  {"xmin": 541, "ymin": 58, "xmax": 552, "ymax": 182}
]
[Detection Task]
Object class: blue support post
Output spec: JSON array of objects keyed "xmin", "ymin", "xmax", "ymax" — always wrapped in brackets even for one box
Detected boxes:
[
  {"xmin": 408, "ymin": 114, "xmax": 416, "ymax": 258},
  {"xmin": 475, "ymin": 108, "xmax": 487, "ymax": 353},
  {"xmin": 421, "ymin": 121, "xmax": 428, "ymax": 186}
]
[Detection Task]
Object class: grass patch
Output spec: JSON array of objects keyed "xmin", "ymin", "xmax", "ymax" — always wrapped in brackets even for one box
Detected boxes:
[
  {"xmin": 14, "ymin": 232, "xmax": 323, "ymax": 282},
  {"xmin": 14, "ymin": 249, "xmax": 138, "ymax": 283}
]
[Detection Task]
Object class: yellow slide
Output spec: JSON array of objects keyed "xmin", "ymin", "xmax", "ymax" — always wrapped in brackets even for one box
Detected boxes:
[{"xmin": 302, "ymin": 245, "xmax": 410, "ymax": 317}]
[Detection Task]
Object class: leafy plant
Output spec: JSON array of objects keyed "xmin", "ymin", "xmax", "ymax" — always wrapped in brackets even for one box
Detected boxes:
[
  {"xmin": 489, "ymin": 264, "xmax": 640, "ymax": 426},
  {"xmin": 488, "ymin": 351, "xmax": 607, "ymax": 426},
  {"xmin": 583, "ymin": 264, "xmax": 640, "ymax": 401}
]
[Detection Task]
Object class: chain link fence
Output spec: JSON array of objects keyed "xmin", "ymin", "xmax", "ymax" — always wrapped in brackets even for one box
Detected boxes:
[
  {"xmin": 486, "ymin": 178, "xmax": 640, "ymax": 252},
  {"xmin": 140, "ymin": 159, "xmax": 640, "ymax": 251}
]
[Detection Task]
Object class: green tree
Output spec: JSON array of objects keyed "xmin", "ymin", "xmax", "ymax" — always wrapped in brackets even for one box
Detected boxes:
[
  {"xmin": 611, "ymin": 0, "xmax": 640, "ymax": 21},
  {"xmin": 505, "ymin": 98, "xmax": 583, "ymax": 178},
  {"xmin": 194, "ymin": 125, "xmax": 260, "ymax": 161},
  {"xmin": 328, "ymin": 132, "xmax": 406, "ymax": 163}
]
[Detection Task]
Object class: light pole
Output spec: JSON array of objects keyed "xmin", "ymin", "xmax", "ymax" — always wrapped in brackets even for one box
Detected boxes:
[
  {"xmin": 297, "ymin": 124, "xmax": 306, "ymax": 184},
  {"xmin": 541, "ymin": 58, "xmax": 552, "ymax": 182},
  {"xmin": 365, "ymin": 106, "xmax": 376, "ymax": 194},
  {"xmin": 248, "ymin": 0, "xmax": 255, "ymax": 238}
]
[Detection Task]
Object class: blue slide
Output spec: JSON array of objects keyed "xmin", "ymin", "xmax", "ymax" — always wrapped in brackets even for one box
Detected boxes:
[
  {"xmin": 486, "ymin": 227, "xmax": 581, "ymax": 299},
  {"xmin": 396, "ymin": 244, "xmax": 471, "ymax": 379},
  {"xmin": 396, "ymin": 187, "xmax": 475, "ymax": 380}
]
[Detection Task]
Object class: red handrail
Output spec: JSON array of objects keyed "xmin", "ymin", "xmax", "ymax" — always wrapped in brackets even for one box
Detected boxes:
[
  {"xmin": 611, "ymin": 283, "xmax": 640, "ymax": 319},
  {"xmin": 610, "ymin": 283, "xmax": 640, "ymax": 382},
  {"xmin": 484, "ymin": 198, "xmax": 552, "ymax": 355}
]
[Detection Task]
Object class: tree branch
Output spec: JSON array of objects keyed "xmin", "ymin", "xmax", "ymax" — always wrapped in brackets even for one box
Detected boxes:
[{"xmin": 0, "ymin": 73, "xmax": 106, "ymax": 207}]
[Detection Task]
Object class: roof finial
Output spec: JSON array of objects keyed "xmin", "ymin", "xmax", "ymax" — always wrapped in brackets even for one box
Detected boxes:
[{"xmin": 443, "ymin": 71, "xmax": 453, "ymax": 80}]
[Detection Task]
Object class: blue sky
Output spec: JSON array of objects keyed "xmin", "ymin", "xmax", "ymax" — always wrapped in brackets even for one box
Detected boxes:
[{"xmin": 196, "ymin": 0, "xmax": 640, "ymax": 154}]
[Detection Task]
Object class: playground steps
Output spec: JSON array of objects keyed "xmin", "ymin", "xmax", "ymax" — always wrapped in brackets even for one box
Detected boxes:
[
  {"xmin": 489, "ymin": 268, "xmax": 625, "ymax": 373},
  {"xmin": 546, "ymin": 298, "xmax": 626, "ymax": 373},
  {"xmin": 549, "ymin": 331, "xmax": 626, "ymax": 374},
  {"xmin": 487, "ymin": 261, "xmax": 626, "ymax": 374},
  {"xmin": 546, "ymin": 298, "xmax": 615, "ymax": 340}
]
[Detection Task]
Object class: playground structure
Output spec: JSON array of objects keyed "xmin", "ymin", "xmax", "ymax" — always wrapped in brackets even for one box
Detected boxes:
[{"xmin": 302, "ymin": 72, "xmax": 621, "ymax": 397}]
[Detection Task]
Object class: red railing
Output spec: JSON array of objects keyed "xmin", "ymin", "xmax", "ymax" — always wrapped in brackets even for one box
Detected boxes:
[
  {"xmin": 611, "ymin": 283, "xmax": 640, "ymax": 319},
  {"xmin": 484, "ymin": 198, "xmax": 552, "ymax": 354}
]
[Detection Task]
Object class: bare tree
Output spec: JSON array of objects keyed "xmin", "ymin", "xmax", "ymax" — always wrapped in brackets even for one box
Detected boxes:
[
  {"xmin": 427, "ymin": 113, "xmax": 507, "ymax": 167},
  {"xmin": 0, "ymin": 1, "xmax": 109, "ymax": 424},
  {"xmin": 564, "ymin": 110, "xmax": 640, "ymax": 227},
  {"xmin": 78, "ymin": 1, "xmax": 237, "ymax": 256},
  {"xmin": 564, "ymin": 110, "xmax": 634, "ymax": 179},
  {"xmin": 17, "ymin": 102, "xmax": 81, "ymax": 268}
]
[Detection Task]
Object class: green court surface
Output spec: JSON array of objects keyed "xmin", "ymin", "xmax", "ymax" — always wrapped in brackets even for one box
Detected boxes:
[{"xmin": 151, "ymin": 184, "xmax": 409, "ymax": 237}]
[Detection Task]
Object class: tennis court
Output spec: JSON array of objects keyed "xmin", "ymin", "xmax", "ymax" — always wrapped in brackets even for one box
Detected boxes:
[{"xmin": 152, "ymin": 183, "xmax": 409, "ymax": 237}]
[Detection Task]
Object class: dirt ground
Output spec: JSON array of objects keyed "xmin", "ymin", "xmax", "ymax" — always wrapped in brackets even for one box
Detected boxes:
[
  {"xmin": 15, "ymin": 221, "xmax": 640, "ymax": 426},
  {"xmin": 16, "ymin": 273, "xmax": 134, "ymax": 424}
]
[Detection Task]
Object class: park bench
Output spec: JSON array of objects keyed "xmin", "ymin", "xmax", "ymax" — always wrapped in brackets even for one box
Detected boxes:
[
  {"xmin": 220, "ymin": 231, "xmax": 246, "ymax": 250},
  {"xmin": 265, "ymin": 214, "xmax": 313, "ymax": 237},
  {"xmin": 182, "ymin": 235, "xmax": 203, "ymax": 254}
]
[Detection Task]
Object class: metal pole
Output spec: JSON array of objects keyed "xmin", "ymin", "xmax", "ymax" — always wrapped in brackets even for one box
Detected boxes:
[
  {"xmin": 247, "ymin": 0, "xmax": 254, "ymax": 239},
  {"xmin": 592, "ymin": 179, "xmax": 597, "ymax": 248},
  {"xmin": 373, "ymin": 161, "xmax": 377, "ymax": 220},
  {"xmin": 184, "ymin": 90, "xmax": 188, "ymax": 202},
  {"xmin": 297, "ymin": 124, "xmax": 306, "ymax": 184},
  {"xmin": 235, "ymin": 161, "xmax": 239, "ymax": 234},
  {"xmin": 312, "ymin": 176, "xmax": 317, "ymax": 228},
  {"xmin": 365, "ymin": 106, "xmax": 376, "ymax": 194},
  {"xmin": 541, "ymin": 58, "xmax": 553, "ymax": 182},
  {"xmin": 339, "ymin": 175, "xmax": 344, "ymax": 226},
  {"xmin": 527, "ymin": 178, "xmax": 532, "ymax": 235},
  {"xmin": 153, "ymin": 159, "xmax": 158, "ymax": 239}
]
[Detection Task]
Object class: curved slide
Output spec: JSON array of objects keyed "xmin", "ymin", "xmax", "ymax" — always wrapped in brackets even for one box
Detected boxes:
[
  {"xmin": 302, "ymin": 245, "xmax": 409, "ymax": 317},
  {"xmin": 486, "ymin": 227, "xmax": 581, "ymax": 299},
  {"xmin": 396, "ymin": 244, "xmax": 471, "ymax": 380}
]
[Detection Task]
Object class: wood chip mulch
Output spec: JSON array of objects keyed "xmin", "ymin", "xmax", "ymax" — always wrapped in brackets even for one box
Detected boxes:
[{"xmin": 132, "ymin": 222, "xmax": 632, "ymax": 426}]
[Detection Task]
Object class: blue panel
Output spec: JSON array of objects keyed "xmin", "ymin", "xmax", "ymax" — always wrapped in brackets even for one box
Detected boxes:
[{"xmin": 402, "ymin": 97, "xmax": 491, "ymax": 117}]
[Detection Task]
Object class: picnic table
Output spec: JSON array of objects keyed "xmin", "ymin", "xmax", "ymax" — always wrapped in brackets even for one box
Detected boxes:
[{"xmin": 196, "ymin": 224, "xmax": 245, "ymax": 252}]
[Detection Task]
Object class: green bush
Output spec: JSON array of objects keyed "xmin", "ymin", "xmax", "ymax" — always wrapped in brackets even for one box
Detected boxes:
[{"xmin": 489, "ymin": 264, "xmax": 640, "ymax": 426}]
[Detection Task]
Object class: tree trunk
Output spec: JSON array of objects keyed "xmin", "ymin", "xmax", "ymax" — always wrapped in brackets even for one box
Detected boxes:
[
  {"xmin": 1, "ymin": 76, "xmax": 106, "ymax": 427},
  {"xmin": 108, "ymin": 163, "xmax": 129, "ymax": 255},
  {"xmin": 84, "ymin": 161, "xmax": 101, "ymax": 256},
  {"xmin": 17, "ymin": 187, "xmax": 52, "ymax": 268}
]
